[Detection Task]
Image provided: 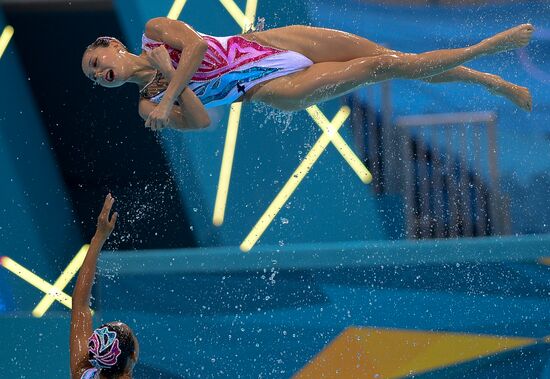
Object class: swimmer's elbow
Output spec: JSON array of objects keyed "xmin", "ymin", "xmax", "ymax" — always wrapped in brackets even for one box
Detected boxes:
[
  {"xmin": 146, "ymin": 17, "xmax": 167, "ymax": 26},
  {"xmin": 145, "ymin": 17, "xmax": 168, "ymax": 36},
  {"xmin": 190, "ymin": 111, "xmax": 211, "ymax": 130},
  {"xmin": 171, "ymin": 117, "xmax": 210, "ymax": 131},
  {"xmin": 198, "ymin": 39, "xmax": 208, "ymax": 50},
  {"xmin": 193, "ymin": 39, "xmax": 208, "ymax": 56},
  {"xmin": 184, "ymin": 119, "xmax": 210, "ymax": 131},
  {"xmin": 197, "ymin": 115, "xmax": 211, "ymax": 129}
]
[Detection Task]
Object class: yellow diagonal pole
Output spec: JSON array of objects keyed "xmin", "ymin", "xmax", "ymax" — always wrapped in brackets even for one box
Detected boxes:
[
  {"xmin": 240, "ymin": 106, "xmax": 351, "ymax": 252},
  {"xmin": 0, "ymin": 25, "xmax": 14, "ymax": 60},
  {"xmin": 219, "ymin": 0, "xmax": 254, "ymax": 30},
  {"xmin": 213, "ymin": 102, "xmax": 242, "ymax": 225},
  {"xmin": 244, "ymin": 0, "xmax": 258, "ymax": 29},
  {"xmin": 167, "ymin": 0, "xmax": 188, "ymax": 20}
]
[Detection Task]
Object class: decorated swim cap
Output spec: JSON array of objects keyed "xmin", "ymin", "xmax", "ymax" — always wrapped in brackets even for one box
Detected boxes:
[
  {"xmin": 88, "ymin": 326, "xmax": 122, "ymax": 369},
  {"xmin": 95, "ymin": 36, "xmax": 118, "ymax": 43},
  {"xmin": 87, "ymin": 36, "xmax": 128, "ymax": 52}
]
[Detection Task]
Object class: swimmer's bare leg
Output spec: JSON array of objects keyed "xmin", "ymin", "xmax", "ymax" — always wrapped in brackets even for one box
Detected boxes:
[
  {"xmin": 249, "ymin": 25, "xmax": 392, "ymax": 62},
  {"xmin": 422, "ymin": 66, "xmax": 533, "ymax": 111},
  {"xmin": 253, "ymin": 24, "xmax": 533, "ymax": 64},
  {"xmin": 250, "ymin": 24, "xmax": 534, "ymax": 111}
]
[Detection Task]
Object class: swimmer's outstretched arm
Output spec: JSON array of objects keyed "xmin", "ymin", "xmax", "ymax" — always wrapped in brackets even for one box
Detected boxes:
[
  {"xmin": 144, "ymin": 17, "xmax": 208, "ymax": 130},
  {"xmin": 70, "ymin": 194, "xmax": 118, "ymax": 379},
  {"xmin": 141, "ymin": 45, "xmax": 210, "ymax": 131}
]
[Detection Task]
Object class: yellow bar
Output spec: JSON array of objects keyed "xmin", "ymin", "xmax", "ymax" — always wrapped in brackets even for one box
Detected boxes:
[
  {"xmin": 212, "ymin": 0, "xmax": 257, "ymax": 226},
  {"xmin": 244, "ymin": 0, "xmax": 258, "ymax": 30},
  {"xmin": 32, "ymin": 245, "xmax": 89, "ymax": 318},
  {"xmin": 213, "ymin": 103, "xmax": 242, "ymax": 226},
  {"xmin": 219, "ymin": 0, "xmax": 252, "ymax": 30},
  {"xmin": 240, "ymin": 107, "xmax": 350, "ymax": 252},
  {"xmin": 167, "ymin": 0, "xmax": 188, "ymax": 20},
  {"xmin": 307, "ymin": 106, "xmax": 372, "ymax": 184},
  {"xmin": 0, "ymin": 25, "xmax": 14, "ymax": 60},
  {"xmin": 1, "ymin": 256, "xmax": 73, "ymax": 309}
]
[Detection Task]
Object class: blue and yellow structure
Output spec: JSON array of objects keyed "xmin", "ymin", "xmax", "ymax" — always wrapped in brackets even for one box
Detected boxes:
[{"xmin": 1, "ymin": 0, "xmax": 550, "ymax": 378}]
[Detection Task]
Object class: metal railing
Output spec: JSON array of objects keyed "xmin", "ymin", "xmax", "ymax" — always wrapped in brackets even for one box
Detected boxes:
[{"xmin": 395, "ymin": 111, "xmax": 511, "ymax": 239}]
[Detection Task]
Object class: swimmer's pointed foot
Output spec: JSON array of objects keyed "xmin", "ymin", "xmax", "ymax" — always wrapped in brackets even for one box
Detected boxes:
[
  {"xmin": 519, "ymin": 86, "xmax": 533, "ymax": 112},
  {"xmin": 483, "ymin": 24, "xmax": 535, "ymax": 55},
  {"xmin": 489, "ymin": 82, "xmax": 533, "ymax": 111}
]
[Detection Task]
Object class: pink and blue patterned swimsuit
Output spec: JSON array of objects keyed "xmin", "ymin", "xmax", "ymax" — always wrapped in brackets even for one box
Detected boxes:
[
  {"xmin": 81, "ymin": 368, "xmax": 99, "ymax": 379},
  {"xmin": 140, "ymin": 31, "xmax": 313, "ymax": 108}
]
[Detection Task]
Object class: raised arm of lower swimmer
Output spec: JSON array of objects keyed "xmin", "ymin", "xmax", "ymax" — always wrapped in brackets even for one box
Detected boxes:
[
  {"xmin": 70, "ymin": 194, "xmax": 118, "ymax": 379},
  {"xmin": 145, "ymin": 17, "xmax": 208, "ymax": 128},
  {"xmin": 72, "ymin": 194, "xmax": 117, "ymax": 310}
]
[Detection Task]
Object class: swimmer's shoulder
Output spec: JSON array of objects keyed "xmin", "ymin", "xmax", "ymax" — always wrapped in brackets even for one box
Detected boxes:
[{"xmin": 144, "ymin": 17, "xmax": 199, "ymax": 39}]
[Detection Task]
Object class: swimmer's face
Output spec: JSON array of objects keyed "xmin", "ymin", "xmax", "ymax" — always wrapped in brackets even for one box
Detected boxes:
[{"xmin": 82, "ymin": 42, "xmax": 130, "ymax": 88}]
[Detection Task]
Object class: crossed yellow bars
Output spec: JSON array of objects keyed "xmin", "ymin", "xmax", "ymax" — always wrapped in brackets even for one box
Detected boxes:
[
  {"xmin": 167, "ymin": 0, "xmax": 372, "ymax": 248},
  {"xmin": 240, "ymin": 106, "xmax": 373, "ymax": 251},
  {"xmin": 0, "ymin": 245, "xmax": 93, "ymax": 317}
]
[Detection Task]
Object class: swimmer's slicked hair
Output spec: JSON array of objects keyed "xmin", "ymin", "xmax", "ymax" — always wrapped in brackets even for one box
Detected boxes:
[
  {"xmin": 88, "ymin": 321, "xmax": 136, "ymax": 378},
  {"xmin": 86, "ymin": 36, "xmax": 128, "ymax": 52}
]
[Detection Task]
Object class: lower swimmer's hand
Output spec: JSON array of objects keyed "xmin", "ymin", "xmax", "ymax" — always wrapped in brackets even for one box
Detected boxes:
[
  {"xmin": 95, "ymin": 193, "xmax": 118, "ymax": 242},
  {"xmin": 145, "ymin": 103, "xmax": 171, "ymax": 130}
]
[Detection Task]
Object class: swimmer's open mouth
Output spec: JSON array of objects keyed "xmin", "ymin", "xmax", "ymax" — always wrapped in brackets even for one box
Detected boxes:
[{"xmin": 106, "ymin": 69, "xmax": 115, "ymax": 82}]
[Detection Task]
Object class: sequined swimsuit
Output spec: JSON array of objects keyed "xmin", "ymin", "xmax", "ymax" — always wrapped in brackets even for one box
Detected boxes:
[
  {"xmin": 81, "ymin": 368, "xmax": 98, "ymax": 379},
  {"xmin": 140, "ymin": 32, "xmax": 313, "ymax": 108}
]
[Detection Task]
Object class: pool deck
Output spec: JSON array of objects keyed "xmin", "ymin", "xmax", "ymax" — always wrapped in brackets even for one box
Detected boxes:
[{"xmin": 101, "ymin": 234, "xmax": 550, "ymax": 274}]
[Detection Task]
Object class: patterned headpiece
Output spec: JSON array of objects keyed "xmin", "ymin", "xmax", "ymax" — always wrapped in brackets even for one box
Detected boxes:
[{"xmin": 88, "ymin": 326, "xmax": 122, "ymax": 369}]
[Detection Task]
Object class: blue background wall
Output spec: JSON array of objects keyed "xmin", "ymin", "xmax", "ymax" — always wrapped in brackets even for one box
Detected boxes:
[{"xmin": 0, "ymin": 9, "xmax": 81, "ymax": 312}]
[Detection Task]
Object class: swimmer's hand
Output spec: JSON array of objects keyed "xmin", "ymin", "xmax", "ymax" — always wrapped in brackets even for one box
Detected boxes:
[
  {"xmin": 145, "ymin": 103, "xmax": 171, "ymax": 130},
  {"xmin": 94, "ymin": 193, "xmax": 118, "ymax": 242},
  {"xmin": 145, "ymin": 46, "xmax": 177, "ymax": 130},
  {"xmin": 147, "ymin": 45, "xmax": 173, "ymax": 74}
]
